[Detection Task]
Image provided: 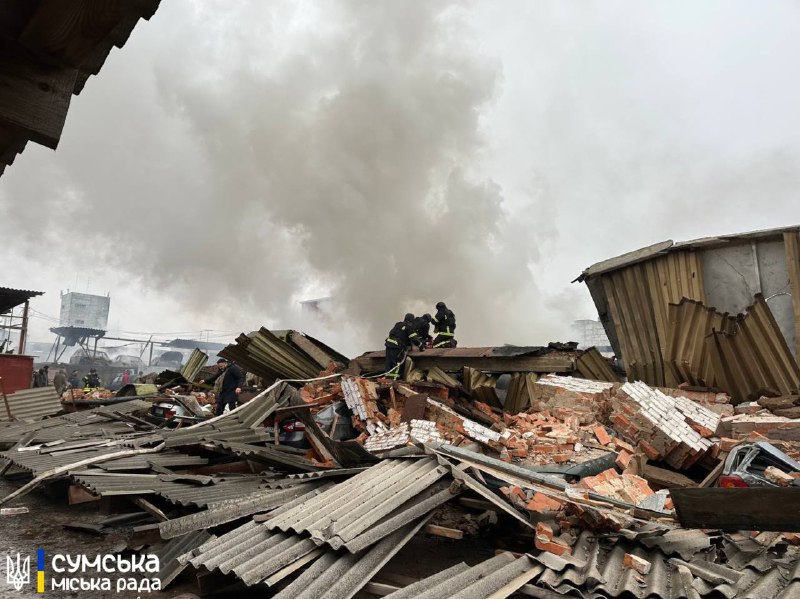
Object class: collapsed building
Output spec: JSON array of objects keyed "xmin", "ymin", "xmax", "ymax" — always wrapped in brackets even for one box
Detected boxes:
[{"xmin": 1, "ymin": 226, "xmax": 800, "ymax": 597}]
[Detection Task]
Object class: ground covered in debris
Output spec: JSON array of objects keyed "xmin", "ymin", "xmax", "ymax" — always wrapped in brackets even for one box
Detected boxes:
[{"xmin": 2, "ymin": 330, "xmax": 800, "ymax": 598}]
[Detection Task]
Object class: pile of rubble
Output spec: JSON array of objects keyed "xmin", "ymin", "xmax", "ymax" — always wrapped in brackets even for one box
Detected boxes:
[{"xmin": 1, "ymin": 331, "xmax": 800, "ymax": 598}]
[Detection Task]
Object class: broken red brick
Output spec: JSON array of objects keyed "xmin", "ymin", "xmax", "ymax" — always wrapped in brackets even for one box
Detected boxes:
[
  {"xmin": 612, "ymin": 438, "xmax": 636, "ymax": 453},
  {"xmin": 526, "ymin": 492, "xmax": 564, "ymax": 513},
  {"xmin": 536, "ymin": 539, "xmax": 572, "ymax": 556},
  {"xmin": 623, "ymin": 553, "xmax": 652, "ymax": 575},
  {"xmin": 615, "ymin": 449, "xmax": 632, "ymax": 470},
  {"xmin": 637, "ymin": 439, "xmax": 661, "ymax": 460},
  {"xmin": 593, "ymin": 425, "xmax": 612, "ymax": 445}
]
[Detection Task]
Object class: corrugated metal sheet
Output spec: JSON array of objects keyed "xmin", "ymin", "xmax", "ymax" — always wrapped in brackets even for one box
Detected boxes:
[
  {"xmin": 385, "ymin": 553, "xmax": 541, "ymax": 599},
  {"xmin": 0, "ymin": 387, "xmax": 61, "ymax": 422},
  {"xmin": 575, "ymin": 347, "xmax": 619, "ymax": 382},
  {"xmin": 179, "ymin": 348, "xmax": 208, "ymax": 383},
  {"xmin": 219, "ymin": 328, "xmax": 347, "ymax": 381},
  {"xmin": 666, "ymin": 298, "xmax": 736, "ymax": 387},
  {"xmin": 601, "ymin": 251, "xmax": 705, "ymax": 387},
  {"xmin": 710, "ymin": 294, "xmax": 800, "ymax": 402},
  {"xmin": 580, "ymin": 227, "xmax": 800, "ymax": 389},
  {"xmin": 264, "ymin": 458, "xmax": 449, "ymax": 551},
  {"xmin": 503, "ymin": 373, "xmax": 538, "ymax": 414},
  {"xmin": 785, "ymin": 231, "xmax": 800, "ymax": 360}
]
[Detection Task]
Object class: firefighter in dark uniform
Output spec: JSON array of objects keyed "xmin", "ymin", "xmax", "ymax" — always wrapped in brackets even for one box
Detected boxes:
[
  {"xmin": 432, "ymin": 301, "xmax": 457, "ymax": 348},
  {"xmin": 411, "ymin": 313, "xmax": 433, "ymax": 350},
  {"xmin": 385, "ymin": 314, "xmax": 415, "ymax": 379}
]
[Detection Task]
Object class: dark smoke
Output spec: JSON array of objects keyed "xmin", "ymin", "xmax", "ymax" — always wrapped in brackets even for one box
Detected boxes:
[{"xmin": 0, "ymin": 1, "xmax": 566, "ymax": 353}]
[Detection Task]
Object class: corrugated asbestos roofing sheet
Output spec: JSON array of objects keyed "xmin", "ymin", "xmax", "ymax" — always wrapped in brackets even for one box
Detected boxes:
[
  {"xmin": 0, "ymin": 399, "xmax": 152, "ymax": 444},
  {"xmin": 276, "ymin": 519, "xmax": 429, "ymax": 599},
  {"xmin": 0, "ymin": 445, "xmax": 206, "ymax": 476},
  {"xmin": 207, "ymin": 439, "xmax": 321, "ymax": 472},
  {"xmin": 72, "ymin": 472, "xmax": 266, "ymax": 505},
  {"xmin": 187, "ymin": 521, "xmax": 321, "ymax": 586},
  {"xmin": 0, "ymin": 387, "xmax": 61, "ymax": 422},
  {"xmin": 385, "ymin": 552, "xmax": 541, "ymax": 599},
  {"xmin": 264, "ymin": 458, "xmax": 450, "ymax": 551},
  {"xmin": 576, "ymin": 347, "xmax": 620, "ymax": 382},
  {"xmin": 150, "ymin": 530, "xmax": 212, "ymax": 589},
  {"xmin": 219, "ymin": 328, "xmax": 348, "ymax": 381},
  {"xmin": 525, "ymin": 529, "xmax": 800, "ymax": 599},
  {"xmin": 159, "ymin": 481, "xmax": 329, "ymax": 540}
]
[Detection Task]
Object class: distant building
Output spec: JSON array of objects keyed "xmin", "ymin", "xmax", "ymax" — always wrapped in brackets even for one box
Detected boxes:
[
  {"xmin": 300, "ymin": 297, "xmax": 333, "ymax": 328},
  {"xmin": 571, "ymin": 319, "xmax": 613, "ymax": 355},
  {"xmin": 59, "ymin": 292, "xmax": 110, "ymax": 330}
]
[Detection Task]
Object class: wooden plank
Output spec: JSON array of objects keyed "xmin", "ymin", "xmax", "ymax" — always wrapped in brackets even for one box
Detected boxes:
[
  {"xmin": 642, "ymin": 464, "xmax": 697, "ymax": 489},
  {"xmin": 699, "ymin": 457, "xmax": 726, "ymax": 488},
  {"xmin": 19, "ymin": 0, "xmax": 125, "ymax": 68},
  {"xmin": 68, "ymin": 484, "xmax": 100, "ymax": 505},
  {"xmin": 671, "ymin": 487, "xmax": 800, "ymax": 532},
  {"xmin": 784, "ymin": 231, "xmax": 800, "ymax": 364},
  {"xmin": 0, "ymin": 43, "xmax": 77, "ymax": 148},
  {"xmin": 131, "ymin": 497, "xmax": 167, "ymax": 521},
  {"xmin": 458, "ymin": 497, "xmax": 500, "ymax": 511},
  {"xmin": 356, "ymin": 354, "xmax": 575, "ymax": 374},
  {"xmin": 422, "ymin": 524, "xmax": 463, "ymax": 540}
]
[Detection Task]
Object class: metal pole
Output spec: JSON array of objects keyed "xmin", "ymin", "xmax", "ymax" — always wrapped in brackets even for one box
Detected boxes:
[
  {"xmin": 0, "ymin": 378, "xmax": 14, "ymax": 421},
  {"xmin": 17, "ymin": 301, "xmax": 29, "ymax": 354},
  {"xmin": 148, "ymin": 341, "xmax": 154, "ymax": 367}
]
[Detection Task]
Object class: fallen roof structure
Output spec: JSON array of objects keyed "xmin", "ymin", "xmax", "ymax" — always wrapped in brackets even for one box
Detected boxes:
[
  {"xmin": 577, "ymin": 226, "xmax": 800, "ymax": 394},
  {"xmin": 220, "ymin": 328, "xmax": 349, "ymax": 382}
]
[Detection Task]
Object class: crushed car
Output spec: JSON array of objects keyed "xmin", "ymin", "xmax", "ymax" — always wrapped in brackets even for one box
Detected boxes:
[{"xmin": 719, "ymin": 441, "xmax": 800, "ymax": 488}]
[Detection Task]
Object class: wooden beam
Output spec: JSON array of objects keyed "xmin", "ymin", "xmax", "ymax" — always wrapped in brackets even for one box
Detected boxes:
[
  {"xmin": 422, "ymin": 524, "xmax": 464, "ymax": 540},
  {"xmin": 458, "ymin": 497, "xmax": 499, "ymax": 511},
  {"xmin": 131, "ymin": 497, "xmax": 167, "ymax": 522},
  {"xmin": 68, "ymin": 484, "xmax": 100, "ymax": 505},
  {"xmin": 672, "ymin": 487, "xmax": 800, "ymax": 532},
  {"xmin": 642, "ymin": 464, "xmax": 697, "ymax": 489},
  {"xmin": 0, "ymin": 43, "xmax": 77, "ymax": 149}
]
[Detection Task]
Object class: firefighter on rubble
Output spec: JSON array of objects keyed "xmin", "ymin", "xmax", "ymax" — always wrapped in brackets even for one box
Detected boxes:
[
  {"xmin": 432, "ymin": 301, "xmax": 457, "ymax": 348},
  {"xmin": 384, "ymin": 314, "xmax": 415, "ymax": 379},
  {"xmin": 411, "ymin": 313, "xmax": 433, "ymax": 350},
  {"xmin": 83, "ymin": 368, "xmax": 101, "ymax": 389}
]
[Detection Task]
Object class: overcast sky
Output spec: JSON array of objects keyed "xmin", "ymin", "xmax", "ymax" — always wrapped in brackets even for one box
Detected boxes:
[{"xmin": 2, "ymin": 1, "xmax": 799, "ymax": 357}]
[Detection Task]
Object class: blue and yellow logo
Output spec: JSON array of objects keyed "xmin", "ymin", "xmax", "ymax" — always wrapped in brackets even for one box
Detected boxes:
[{"xmin": 36, "ymin": 549, "xmax": 44, "ymax": 593}]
